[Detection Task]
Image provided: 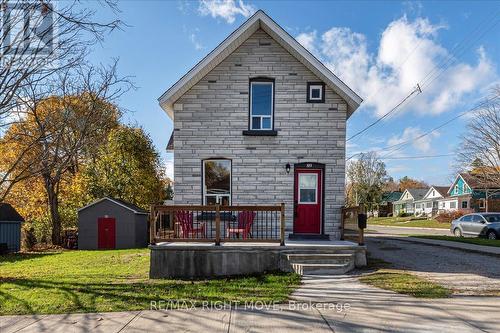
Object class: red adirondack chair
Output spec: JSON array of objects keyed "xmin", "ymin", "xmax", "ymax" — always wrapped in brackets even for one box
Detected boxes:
[
  {"xmin": 176, "ymin": 210, "xmax": 206, "ymax": 238},
  {"xmin": 227, "ymin": 211, "xmax": 256, "ymax": 240}
]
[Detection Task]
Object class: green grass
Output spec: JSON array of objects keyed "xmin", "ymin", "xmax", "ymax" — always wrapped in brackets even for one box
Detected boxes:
[
  {"xmin": 360, "ymin": 270, "xmax": 451, "ymax": 298},
  {"xmin": 360, "ymin": 256, "xmax": 451, "ymax": 298},
  {"xmin": 368, "ymin": 216, "xmax": 450, "ymax": 229},
  {"xmin": 411, "ymin": 235, "xmax": 500, "ymax": 247},
  {"xmin": 0, "ymin": 249, "xmax": 300, "ymax": 315}
]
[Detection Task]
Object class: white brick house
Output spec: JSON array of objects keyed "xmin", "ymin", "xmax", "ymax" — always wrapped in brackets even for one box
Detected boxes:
[{"xmin": 158, "ymin": 11, "xmax": 362, "ymax": 240}]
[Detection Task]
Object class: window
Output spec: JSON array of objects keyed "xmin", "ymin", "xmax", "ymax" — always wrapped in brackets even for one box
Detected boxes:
[
  {"xmin": 479, "ymin": 199, "xmax": 485, "ymax": 208},
  {"xmin": 203, "ymin": 159, "xmax": 231, "ymax": 205},
  {"xmin": 249, "ymin": 79, "xmax": 274, "ymax": 130},
  {"xmin": 306, "ymin": 82, "xmax": 325, "ymax": 103},
  {"xmin": 454, "ymin": 185, "xmax": 458, "ymax": 194},
  {"xmin": 461, "ymin": 200, "xmax": 468, "ymax": 209},
  {"xmin": 432, "ymin": 190, "xmax": 435, "ymax": 196},
  {"xmin": 298, "ymin": 173, "xmax": 317, "ymax": 204},
  {"xmin": 426, "ymin": 202, "xmax": 432, "ymax": 208},
  {"xmin": 461, "ymin": 215, "xmax": 472, "ymax": 222},
  {"xmin": 416, "ymin": 203, "xmax": 421, "ymax": 209},
  {"xmin": 462, "ymin": 183, "xmax": 467, "ymax": 193},
  {"xmin": 450, "ymin": 201, "xmax": 457, "ymax": 209},
  {"xmin": 471, "ymin": 215, "xmax": 484, "ymax": 223}
]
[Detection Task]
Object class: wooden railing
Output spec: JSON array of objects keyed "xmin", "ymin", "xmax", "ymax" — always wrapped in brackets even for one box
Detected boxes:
[
  {"xmin": 340, "ymin": 206, "xmax": 365, "ymax": 245},
  {"xmin": 150, "ymin": 204, "xmax": 285, "ymax": 245}
]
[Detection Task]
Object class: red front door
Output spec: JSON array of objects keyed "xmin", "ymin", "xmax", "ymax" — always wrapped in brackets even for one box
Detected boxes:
[
  {"xmin": 294, "ymin": 169, "xmax": 322, "ymax": 234},
  {"xmin": 98, "ymin": 217, "xmax": 116, "ymax": 249}
]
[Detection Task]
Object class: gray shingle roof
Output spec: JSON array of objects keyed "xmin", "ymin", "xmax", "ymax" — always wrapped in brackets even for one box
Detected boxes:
[{"xmin": 0, "ymin": 203, "xmax": 24, "ymax": 222}]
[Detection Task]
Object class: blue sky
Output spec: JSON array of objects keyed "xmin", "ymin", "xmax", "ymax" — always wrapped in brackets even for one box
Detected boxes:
[{"xmin": 87, "ymin": 1, "xmax": 500, "ymax": 185}]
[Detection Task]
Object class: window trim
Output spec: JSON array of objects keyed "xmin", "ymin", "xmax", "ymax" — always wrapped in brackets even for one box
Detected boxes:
[
  {"xmin": 461, "ymin": 200, "xmax": 468, "ymax": 209},
  {"xmin": 248, "ymin": 77, "xmax": 275, "ymax": 131},
  {"xmin": 479, "ymin": 199, "xmax": 485, "ymax": 208},
  {"xmin": 298, "ymin": 173, "xmax": 318, "ymax": 204},
  {"xmin": 306, "ymin": 82, "xmax": 325, "ymax": 103},
  {"xmin": 201, "ymin": 158, "xmax": 232, "ymax": 205}
]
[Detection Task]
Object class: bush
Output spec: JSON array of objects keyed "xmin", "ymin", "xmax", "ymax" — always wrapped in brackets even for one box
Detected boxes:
[
  {"xmin": 398, "ymin": 212, "xmax": 411, "ymax": 217},
  {"xmin": 22, "ymin": 225, "xmax": 37, "ymax": 250},
  {"xmin": 435, "ymin": 211, "xmax": 465, "ymax": 223}
]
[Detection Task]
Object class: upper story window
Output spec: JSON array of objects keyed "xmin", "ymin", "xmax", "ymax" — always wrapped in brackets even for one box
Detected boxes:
[
  {"xmin": 203, "ymin": 159, "xmax": 231, "ymax": 205},
  {"xmin": 249, "ymin": 78, "xmax": 274, "ymax": 131},
  {"xmin": 307, "ymin": 82, "xmax": 325, "ymax": 103}
]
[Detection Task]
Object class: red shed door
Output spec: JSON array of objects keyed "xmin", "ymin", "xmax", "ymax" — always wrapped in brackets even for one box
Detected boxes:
[
  {"xmin": 294, "ymin": 169, "xmax": 322, "ymax": 234},
  {"xmin": 98, "ymin": 217, "xmax": 116, "ymax": 249}
]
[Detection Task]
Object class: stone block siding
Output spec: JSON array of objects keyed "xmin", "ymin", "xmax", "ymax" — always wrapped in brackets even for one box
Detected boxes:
[{"xmin": 173, "ymin": 29, "xmax": 348, "ymax": 239}]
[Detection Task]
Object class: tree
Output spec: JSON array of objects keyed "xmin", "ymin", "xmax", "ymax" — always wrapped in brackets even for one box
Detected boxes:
[
  {"xmin": 0, "ymin": 0, "xmax": 122, "ymax": 199},
  {"xmin": 346, "ymin": 152, "xmax": 389, "ymax": 211},
  {"xmin": 83, "ymin": 126, "xmax": 167, "ymax": 209},
  {"xmin": 457, "ymin": 86, "xmax": 500, "ymax": 187},
  {"xmin": 0, "ymin": 64, "xmax": 128, "ymax": 244},
  {"xmin": 397, "ymin": 176, "xmax": 428, "ymax": 190}
]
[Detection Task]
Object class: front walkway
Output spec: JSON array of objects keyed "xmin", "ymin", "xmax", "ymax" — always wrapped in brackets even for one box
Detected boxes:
[{"xmin": 2, "ymin": 273, "xmax": 500, "ymax": 332}]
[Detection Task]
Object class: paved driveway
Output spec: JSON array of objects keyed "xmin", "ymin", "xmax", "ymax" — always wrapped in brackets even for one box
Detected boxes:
[
  {"xmin": 367, "ymin": 236, "xmax": 500, "ymax": 295},
  {"xmin": 367, "ymin": 225, "xmax": 451, "ymax": 236}
]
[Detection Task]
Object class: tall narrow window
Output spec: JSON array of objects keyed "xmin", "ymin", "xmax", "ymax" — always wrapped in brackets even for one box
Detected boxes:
[
  {"xmin": 250, "ymin": 79, "xmax": 274, "ymax": 130},
  {"xmin": 203, "ymin": 159, "xmax": 231, "ymax": 205}
]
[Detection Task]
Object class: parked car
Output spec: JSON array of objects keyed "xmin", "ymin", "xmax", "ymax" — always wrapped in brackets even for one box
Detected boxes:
[{"xmin": 451, "ymin": 213, "xmax": 500, "ymax": 239}]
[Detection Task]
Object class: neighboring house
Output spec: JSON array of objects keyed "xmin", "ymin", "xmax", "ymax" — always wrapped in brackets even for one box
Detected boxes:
[
  {"xmin": 157, "ymin": 11, "xmax": 362, "ymax": 239},
  {"xmin": 0, "ymin": 203, "xmax": 24, "ymax": 253},
  {"xmin": 442, "ymin": 173, "xmax": 500, "ymax": 213},
  {"xmin": 414, "ymin": 186, "xmax": 448, "ymax": 216},
  {"xmin": 393, "ymin": 188, "xmax": 428, "ymax": 216},
  {"xmin": 378, "ymin": 191, "xmax": 403, "ymax": 217},
  {"xmin": 78, "ymin": 197, "xmax": 149, "ymax": 250}
]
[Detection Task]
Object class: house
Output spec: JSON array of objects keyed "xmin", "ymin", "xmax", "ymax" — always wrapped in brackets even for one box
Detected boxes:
[
  {"xmin": 414, "ymin": 186, "xmax": 448, "ymax": 216},
  {"xmin": 78, "ymin": 197, "xmax": 149, "ymax": 250},
  {"xmin": 158, "ymin": 10, "xmax": 362, "ymax": 240},
  {"xmin": 440, "ymin": 173, "xmax": 500, "ymax": 213},
  {"xmin": 0, "ymin": 203, "xmax": 24, "ymax": 253},
  {"xmin": 378, "ymin": 191, "xmax": 403, "ymax": 217},
  {"xmin": 393, "ymin": 188, "xmax": 428, "ymax": 216}
]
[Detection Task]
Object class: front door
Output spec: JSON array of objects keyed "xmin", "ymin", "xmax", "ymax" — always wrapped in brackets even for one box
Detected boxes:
[
  {"xmin": 98, "ymin": 217, "xmax": 116, "ymax": 249},
  {"xmin": 294, "ymin": 169, "xmax": 322, "ymax": 234}
]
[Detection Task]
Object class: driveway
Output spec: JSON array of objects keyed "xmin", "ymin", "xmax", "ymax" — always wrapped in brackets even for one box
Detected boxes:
[
  {"xmin": 367, "ymin": 225, "xmax": 451, "ymax": 236},
  {"xmin": 366, "ymin": 236, "xmax": 500, "ymax": 295},
  {"xmin": 2, "ymin": 273, "xmax": 500, "ymax": 332}
]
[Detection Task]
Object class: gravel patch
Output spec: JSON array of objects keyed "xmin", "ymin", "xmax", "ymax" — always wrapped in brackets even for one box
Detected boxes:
[{"xmin": 367, "ymin": 236, "xmax": 500, "ymax": 295}]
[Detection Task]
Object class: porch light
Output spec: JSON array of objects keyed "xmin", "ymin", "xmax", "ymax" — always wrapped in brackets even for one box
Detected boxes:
[{"xmin": 285, "ymin": 163, "xmax": 291, "ymax": 174}]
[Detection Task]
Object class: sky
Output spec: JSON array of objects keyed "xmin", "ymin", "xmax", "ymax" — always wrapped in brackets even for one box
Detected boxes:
[{"xmin": 86, "ymin": 0, "xmax": 500, "ymax": 185}]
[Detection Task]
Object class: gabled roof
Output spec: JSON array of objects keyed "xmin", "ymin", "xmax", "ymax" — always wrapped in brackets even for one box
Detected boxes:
[
  {"xmin": 78, "ymin": 197, "xmax": 149, "ymax": 215},
  {"xmin": 381, "ymin": 191, "xmax": 403, "ymax": 203},
  {"xmin": 158, "ymin": 10, "xmax": 362, "ymax": 120},
  {"xmin": 0, "ymin": 203, "xmax": 24, "ymax": 222},
  {"xmin": 395, "ymin": 188, "xmax": 428, "ymax": 202},
  {"xmin": 421, "ymin": 186, "xmax": 449, "ymax": 200}
]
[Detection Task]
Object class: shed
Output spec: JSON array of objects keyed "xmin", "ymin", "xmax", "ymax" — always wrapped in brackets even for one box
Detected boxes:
[
  {"xmin": 0, "ymin": 203, "xmax": 24, "ymax": 253},
  {"xmin": 78, "ymin": 197, "xmax": 149, "ymax": 250}
]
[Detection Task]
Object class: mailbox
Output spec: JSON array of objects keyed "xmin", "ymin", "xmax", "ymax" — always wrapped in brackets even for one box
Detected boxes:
[{"xmin": 358, "ymin": 213, "xmax": 367, "ymax": 229}]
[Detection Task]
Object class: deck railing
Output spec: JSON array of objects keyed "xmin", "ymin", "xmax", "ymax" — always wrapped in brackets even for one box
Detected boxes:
[{"xmin": 150, "ymin": 204, "xmax": 285, "ymax": 245}]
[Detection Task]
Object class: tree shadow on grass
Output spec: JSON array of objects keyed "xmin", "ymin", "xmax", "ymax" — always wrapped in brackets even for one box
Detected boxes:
[
  {"xmin": 0, "ymin": 252, "xmax": 61, "ymax": 264},
  {"xmin": 0, "ymin": 274, "xmax": 297, "ymax": 315}
]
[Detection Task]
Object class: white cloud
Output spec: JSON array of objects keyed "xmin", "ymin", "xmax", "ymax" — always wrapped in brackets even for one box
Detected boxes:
[
  {"xmin": 189, "ymin": 31, "xmax": 204, "ymax": 50},
  {"xmin": 387, "ymin": 126, "xmax": 440, "ymax": 153},
  {"xmin": 296, "ymin": 16, "xmax": 498, "ymax": 117},
  {"xmin": 296, "ymin": 31, "xmax": 317, "ymax": 54},
  {"xmin": 198, "ymin": 0, "xmax": 256, "ymax": 24}
]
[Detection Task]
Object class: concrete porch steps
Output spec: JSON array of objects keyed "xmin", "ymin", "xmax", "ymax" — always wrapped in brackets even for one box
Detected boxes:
[
  {"xmin": 291, "ymin": 262, "xmax": 354, "ymax": 275},
  {"xmin": 282, "ymin": 252, "xmax": 356, "ymax": 275}
]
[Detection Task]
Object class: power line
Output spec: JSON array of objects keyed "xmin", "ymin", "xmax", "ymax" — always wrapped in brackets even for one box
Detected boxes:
[
  {"xmin": 346, "ymin": 84, "xmax": 421, "ymax": 142},
  {"xmin": 380, "ymin": 154, "xmax": 455, "ymax": 160}
]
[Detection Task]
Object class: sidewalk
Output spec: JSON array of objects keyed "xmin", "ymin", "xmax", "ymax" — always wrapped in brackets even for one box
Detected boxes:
[{"xmin": 2, "ymin": 274, "xmax": 500, "ymax": 332}]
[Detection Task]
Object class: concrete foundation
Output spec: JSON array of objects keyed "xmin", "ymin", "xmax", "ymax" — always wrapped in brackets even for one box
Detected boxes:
[{"xmin": 149, "ymin": 241, "xmax": 366, "ymax": 279}]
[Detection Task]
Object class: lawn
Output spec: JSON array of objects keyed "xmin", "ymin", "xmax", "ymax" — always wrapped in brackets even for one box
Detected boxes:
[
  {"xmin": 359, "ymin": 257, "xmax": 451, "ymax": 298},
  {"xmin": 0, "ymin": 249, "xmax": 300, "ymax": 315},
  {"xmin": 411, "ymin": 235, "xmax": 500, "ymax": 248},
  {"xmin": 368, "ymin": 216, "xmax": 450, "ymax": 229}
]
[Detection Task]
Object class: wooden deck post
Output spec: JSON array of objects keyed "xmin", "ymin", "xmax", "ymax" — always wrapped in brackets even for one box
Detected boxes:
[
  {"xmin": 215, "ymin": 204, "xmax": 221, "ymax": 246},
  {"xmin": 149, "ymin": 205, "xmax": 155, "ymax": 245},
  {"xmin": 280, "ymin": 203, "xmax": 285, "ymax": 246}
]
